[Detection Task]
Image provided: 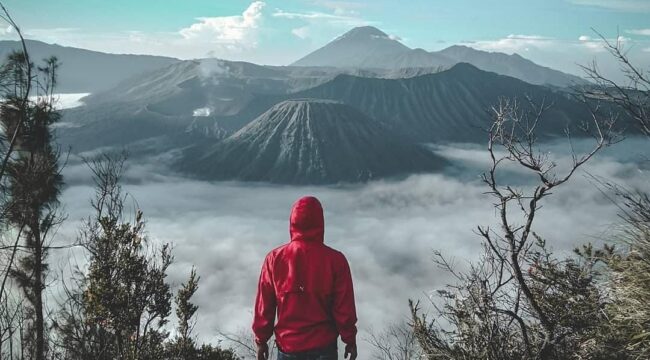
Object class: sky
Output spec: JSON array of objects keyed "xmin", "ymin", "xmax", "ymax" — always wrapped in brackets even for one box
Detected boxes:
[
  {"xmin": 47, "ymin": 136, "xmax": 650, "ymax": 358},
  {"xmin": 2, "ymin": 0, "xmax": 650, "ymax": 77}
]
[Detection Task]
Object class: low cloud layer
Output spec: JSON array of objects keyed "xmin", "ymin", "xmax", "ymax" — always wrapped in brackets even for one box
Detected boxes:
[
  {"xmin": 51, "ymin": 138, "xmax": 650, "ymax": 357},
  {"xmin": 569, "ymin": 0, "xmax": 650, "ymax": 12}
]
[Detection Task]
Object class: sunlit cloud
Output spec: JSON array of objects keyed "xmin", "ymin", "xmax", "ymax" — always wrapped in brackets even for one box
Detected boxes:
[
  {"xmin": 291, "ymin": 26, "xmax": 310, "ymax": 39},
  {"xmin": 311, "ymin": 0, "xmax": 367, "ymax": 16},
  {"xmin": 273, "ymin": 7, "xmax": 373, "ymax": 40},
  {"xmin": 578, "ymin": 34, "xmax": 607, "ymax": 52},
  {"xmin": 4, "ymin": 3, "xmax": 273, "ymax": 61},
  {"xmin": 626, "ymin": 28, "xmax": 650, "ymax": 36},
  {"xmin": 467, "ymin": 34, "xmax": 558, "ymax": 53},
  {"xmin": 0, "ymin": 27, "xmax": 81, "ymax": 42},
  {"xmin": 272, "ymin": 9, "xmax": 370, "ymax": 26},
  {"xmin": 179, "ymin": 1, "xmax": 266, "ymax": 48},
  {"xmin": 569, "ymin": 0, "xmax": 650, "ymax": 12}
]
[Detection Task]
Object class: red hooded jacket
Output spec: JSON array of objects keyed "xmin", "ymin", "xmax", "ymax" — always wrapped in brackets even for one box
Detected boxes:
[{"xmin": 252, "ymin": 196, "xmax": 357, "ymax": 353}]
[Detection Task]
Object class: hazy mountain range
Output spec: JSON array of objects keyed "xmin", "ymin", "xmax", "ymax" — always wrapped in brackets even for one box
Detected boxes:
[
  {"xmin": 30, "ymin": 26, "xmax": 618, "ymax": 184},
  {"xmin": 0, "ymin": 39, "xmax": 178, "ymax": 93},
  {"xmin": 291, "ymin": 26, "xmax": 587, "ymax": 88},
  {"xmin": 8, "ymin": 26, "xmax": 586, "ymax": 95}
]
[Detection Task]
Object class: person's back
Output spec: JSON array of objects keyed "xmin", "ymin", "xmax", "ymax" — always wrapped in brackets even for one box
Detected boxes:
[{"xmin": 253, "ymin": 196, "xmax": 357, "ymax": 360}]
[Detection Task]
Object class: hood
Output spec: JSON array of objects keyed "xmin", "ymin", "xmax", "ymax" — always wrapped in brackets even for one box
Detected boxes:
[{"xmin": 290, "ymin": 196, "xmax": 324, "ymax": 243}]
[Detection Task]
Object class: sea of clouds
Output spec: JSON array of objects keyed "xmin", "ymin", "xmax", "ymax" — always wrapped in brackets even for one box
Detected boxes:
[{"xmin": 48, "ymin": 137, "xmax": 650, "ymax": 358}]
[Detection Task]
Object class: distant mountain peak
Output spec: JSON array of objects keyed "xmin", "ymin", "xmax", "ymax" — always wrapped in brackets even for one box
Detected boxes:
[
  {"xmin": 337, "ymin": 26, "xmax": 389, "ymax": 40},
  {"xmin": 447, "ymin": 62, "xmax": 481, "ymax": 72},
  {"xmin": 410, "ymin": 48, "xmax": 429, "ymax": 54},
  {"xmin": 441, "ymin": 44, "xmax": 474, "ymax": 52},
  {"xmin": 291, "ymin": 26, "xmax": 409, "ymax": 68}
]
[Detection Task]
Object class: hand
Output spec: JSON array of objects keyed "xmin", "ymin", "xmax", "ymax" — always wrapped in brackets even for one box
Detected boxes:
[
  {"xmin": 257, "ymin": 342, "xmax": 269, "ymax": 360},
  {"xmin": 344, "ymin": 343, "xmax": 357, "ymax": 360}
]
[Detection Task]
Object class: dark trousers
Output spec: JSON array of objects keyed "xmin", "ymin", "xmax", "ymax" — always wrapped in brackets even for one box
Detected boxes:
[{"xmin": 277, "ymin": 342, "xmax": 337, "ymax": 360}]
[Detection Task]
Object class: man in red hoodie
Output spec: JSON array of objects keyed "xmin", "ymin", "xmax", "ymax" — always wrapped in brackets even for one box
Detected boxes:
[{"xmin": 253, "ymin": 196, "xmax": 358, "ymax": 360}]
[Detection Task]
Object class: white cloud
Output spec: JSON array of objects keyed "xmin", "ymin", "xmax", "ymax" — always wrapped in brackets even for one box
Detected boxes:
[
  {"xmin": 272, "ymin": 9, "xmax": 370, "ymax": 27},
  {"xmin": 273, "ymin": 7, "xmax": 372, "ymax": 42},
  {"xmin": 12, "ymin": 3, "xmax": 276, "ymax": 62},
  {"xmin": 0, "ymin": 25, "xmax": 13, "ymax": 36},
  {"xmin": 127, "ymin": 30, "xmax": 147, "ymax": 43},
  {"xmin": 468, "ymin": 34, "xmax": 557, "ymax": 53},
  {"xmin": 179, "ymin": 1, "xmax": 265, "ymax": 47},
  {"xmin": 470, "ymin": 33, "xmax": 637, "ymax": 55},
  {"xmin": 576, "ymin": 35, "xmax": 607, "ymax": 52},
  {"xmin": 508, "ymin": 34, "xmax": 553, "ymax": 40},
  {"xmin": 291, "ymin": 26, "xmax": 310, "ymax": 39},
  {"xmin": 0, "ymin": 27, "xmax": 81, "ymax": 41},
  {"xmin": 312, "ymin": 0, "xmax": 366, "ymax": 16},
  {"xmin": 627, "ymin": 28, "xmax": 650, "ymax": 36},
  {"xmin": 569, "ymin": 0, "xmax": 650, "ymax": 12}
]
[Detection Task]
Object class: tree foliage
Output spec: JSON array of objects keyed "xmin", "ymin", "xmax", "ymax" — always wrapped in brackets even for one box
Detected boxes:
[
  {"xmin": 410, "ymin": 96, "xmax": 617, "ymax": 360},
  {"xmin": 55, "ymin": 154, "xmax": 237, "ymax": 360},
  {"xmin": 0, "ymin": 4, "xmax": 64, "ymax": 357},
  {"xmin": 408, "ymin": 31, "xmax": 650, "ymax": 360}
]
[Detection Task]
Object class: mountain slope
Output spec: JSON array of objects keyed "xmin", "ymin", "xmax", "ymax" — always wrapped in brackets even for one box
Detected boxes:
[
  {"xmin": 61, "ymin": 63, "xmax": 592, "ymax": 153},
  {"xmin": 62, "ymin": 57, "xmax": 452, "ymax": 150},
  {"xmin": 216, "ymin": 63, "xmax": 589, "ymax": 143},
  {"xmin": 82, "ymin": 58, "xmax": 291, "ymax": 114},
  {"xmin": 177, "ymin": 99, "xmax": 446, "ymax": 184},
  {"xmin": 0, "ymin": 40, "xmax": 179, "ymax": 93},
  {"xmin": 294, "ymin": 63, "xmax": 588, "ymax": 142},
  {"xmin": 290, "ymin": 26, "xmax": 586, "ymax": 87},
  {"xmin": 59, "ymin": 58, "xmax": 297, "ymax": 151}
]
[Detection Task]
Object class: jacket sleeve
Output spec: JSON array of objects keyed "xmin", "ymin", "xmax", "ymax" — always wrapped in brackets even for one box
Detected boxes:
[
  {"xmin": 252, "ymin": 254, "xmax": 276, "ymax": 345},
  {"xmin": 333, "ymin": 253, "xmax": 357, "ymax": 345}
]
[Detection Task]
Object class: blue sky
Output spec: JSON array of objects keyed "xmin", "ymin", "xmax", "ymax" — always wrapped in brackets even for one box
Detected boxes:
[{"xmin": 2, "ymin": 0, "xmax": 649, "ymax": 78}]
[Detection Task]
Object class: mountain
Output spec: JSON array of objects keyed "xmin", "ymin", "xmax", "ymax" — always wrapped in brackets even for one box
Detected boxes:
[
  {"xmin": 176, "ymin": 99, "xmax": 446, "ymax": 184},
  {"xmin": 291, "ymin": 26, "xmax": 413, "ymax": 68},
  {"xmin": 0, "ymin": 40, "xmax": 179, "ymax": 93},
  {"xmin": 290, "ymin": 26, "xmax": 586, "ymax": 87},
  {"xmin": 81, "ymin": 58, "xmax": 291, "ymax": 113},
  {"xmin": 438, "ymin": 45, "xmax": 587, "ymax": 88},
  {"xmin": 61, "ymin": 63, "xmax": 594, "ymax": 152},
  {"xmin": 59, "ymin": 58, "xmax": 298, "ymax": 151},
  {"xmin": 204, "ymin": 63, "xmax": 590, "ymax": 144},
  {"xmin": 61, "ymin": 57, "xmax": 458, "ymax": 151},
  {"xmin": 292, "ymin": 63, "xmax": 590, "ymax": 142}
]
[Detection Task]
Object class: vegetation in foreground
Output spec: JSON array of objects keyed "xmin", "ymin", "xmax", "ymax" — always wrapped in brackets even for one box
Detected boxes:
[{"xmin": 408, "ymin": 35, "xmax": 650, "ymax": 360}]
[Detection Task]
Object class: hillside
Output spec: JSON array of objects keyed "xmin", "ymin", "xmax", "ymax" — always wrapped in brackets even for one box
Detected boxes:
[
  {"xmin": 177, "ymin": 99, "xmax": 446, "ymax": 184},
  {"xmin": 204, "ymin": 63, "xmax": 590, "ymax": 143}
]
